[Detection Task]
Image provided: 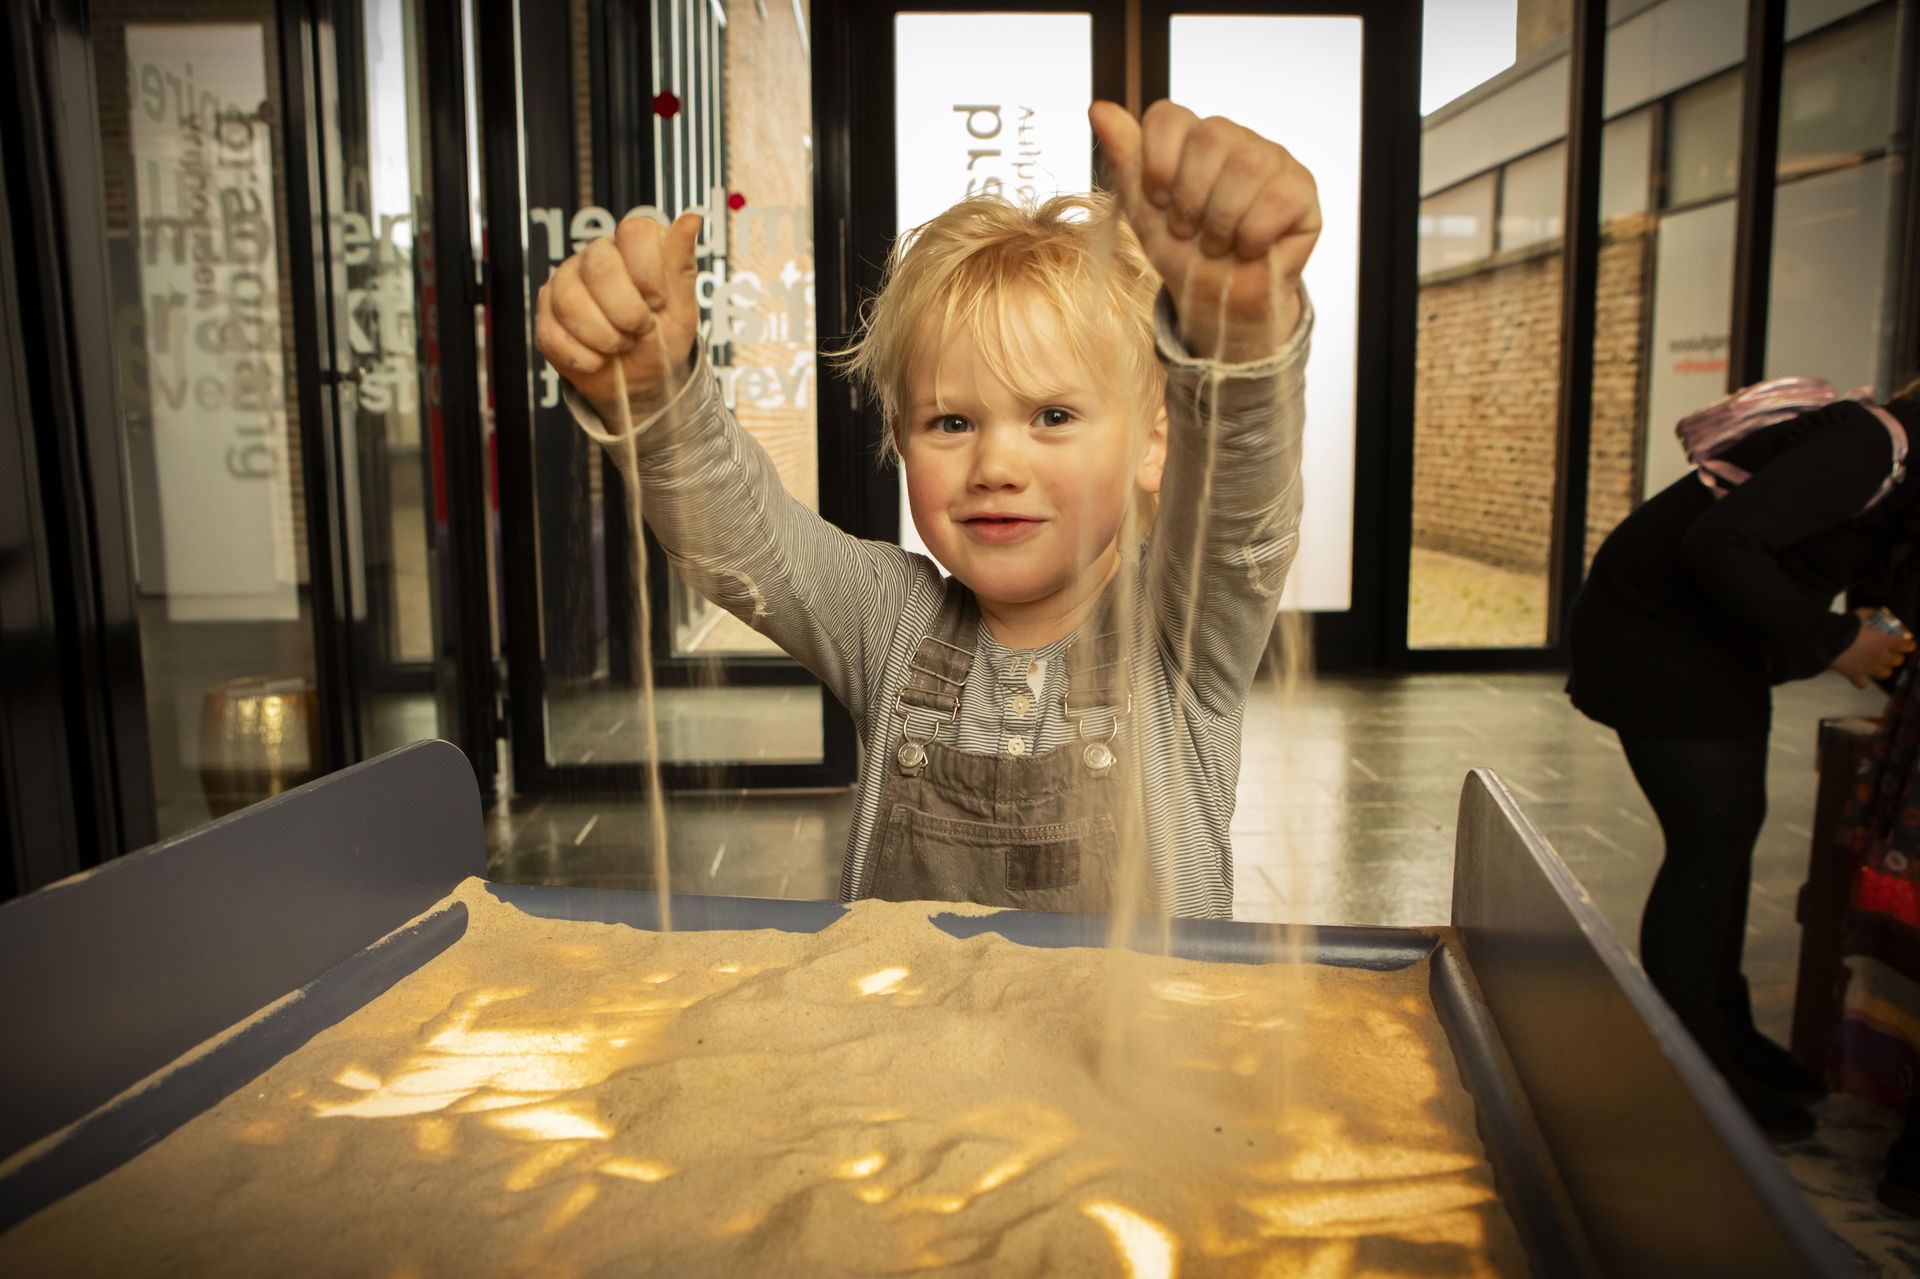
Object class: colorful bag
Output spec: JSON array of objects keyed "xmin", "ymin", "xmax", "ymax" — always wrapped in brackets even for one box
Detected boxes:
[
  {"xmin": 1676, "ymin": 376, "xmax": 1908, "ymax": 511},
  {"xmin": 1830, "ymin": 662, "xmax": 1920, "ymax": 1106}
]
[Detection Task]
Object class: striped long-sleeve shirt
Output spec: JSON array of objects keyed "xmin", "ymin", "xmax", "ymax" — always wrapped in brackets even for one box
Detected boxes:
[{"xmin": 572, "ymin": 294, "xmax": 1308, "ymax": 918}]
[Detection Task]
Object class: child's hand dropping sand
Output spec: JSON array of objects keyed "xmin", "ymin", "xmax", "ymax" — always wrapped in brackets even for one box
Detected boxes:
[
  {"xmin": 1089, "ymin": 100, "xmax": 1320, "ymax": 363},
  {"xmin": 534, "ymin": 210, "xmax": 703, "ymax": 426}
]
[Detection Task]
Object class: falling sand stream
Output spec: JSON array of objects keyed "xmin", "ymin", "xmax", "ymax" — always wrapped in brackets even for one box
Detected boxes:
[{"xmin": 610, "ymin": 360, "xmax": 674, "ymax": 932}]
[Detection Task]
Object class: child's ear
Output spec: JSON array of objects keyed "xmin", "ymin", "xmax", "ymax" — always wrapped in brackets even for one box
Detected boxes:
[{"xmin": 1136, "ymin": 405, "xmax": 1169, "ymax": 495}]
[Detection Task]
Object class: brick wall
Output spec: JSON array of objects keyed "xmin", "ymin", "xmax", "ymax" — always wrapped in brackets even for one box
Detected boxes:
[
  {"xmin": 723, "ymin": 3, "xmax": 818, "ymax": 511},
  {"xmin": 1585, "ymin": 217, "xmax": 1653, "ymax": 564},
  {"xmin": 1412, "ymin": 220, "xmax": 1651, "ymax": 573}
]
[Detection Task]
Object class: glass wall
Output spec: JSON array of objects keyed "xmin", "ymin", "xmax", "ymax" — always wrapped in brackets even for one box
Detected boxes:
[{"xmin": 1409, "ymin": 0, "xmax": 1911, "ymax": 649}]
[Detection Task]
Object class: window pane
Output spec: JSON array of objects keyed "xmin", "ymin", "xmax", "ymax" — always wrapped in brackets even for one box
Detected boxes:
[
  {"xmin": 1599, "ymin": 107, "xmax": 1653, "ymax": 224},
  {"xmin": 534, "ymin": 0, "xmax": 826, "ymax": 768},
  {"xmin": 893, "ymin": 13, "xmax": 1093, "ymax": 232},
  {"xmin": 336, "ymin": 0, "xmax": 443, "ymax": 758},
  {"xmin": 1172, "ymin": 15, "xmax": 1362, "ymax": 613},
  {"xmin": 1410, "ymin": 11, "xmax": 1564, "ymax": 648},
  {"xmin": 1642, "ymin": 199, "xmax": 1738, "ymax": 496},
  {"xmin": 1765, "ymin": 158, "xmax": 1897, "ymax": 391},
  {"xmin": 1422, "ymin": 0, "xmax": 1517, "ymax": 115},
  {"xmin": 1667, "ymin": 70, "xmax": 1742, "ymax": 207},
  {"xmin": 1777, "ymin": 5, "xmax": 1898, "ymax": 178},
  {"xmin": 1419, "ymin": 174, "xmax": 1496, "ymax": 277},
  {"xmin": 1498, "ymin": 142, "xmax": 1566, "ymax": 252},
  {"xmin": 684, "ymin": 4, "xmax": 819, "ymax": 658}
]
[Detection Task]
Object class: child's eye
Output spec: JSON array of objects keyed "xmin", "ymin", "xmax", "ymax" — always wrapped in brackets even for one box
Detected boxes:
[
  {"xmin": 928, "ymin": 415, "xmax": 971, "ymax": 434},
  {"xmin": 1035, "ymin": 407, "xmax": 1074, "ymax": 428}
]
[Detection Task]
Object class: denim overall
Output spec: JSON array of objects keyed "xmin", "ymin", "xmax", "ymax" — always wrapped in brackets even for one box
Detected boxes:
[{"xmin": 865, "ymin": 580, "xmax": 1135, "ymax": 914}]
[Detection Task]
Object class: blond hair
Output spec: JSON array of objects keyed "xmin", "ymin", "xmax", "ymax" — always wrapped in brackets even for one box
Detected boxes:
[{"xmin": 836, "ymin": 192, "xmax": 1165, "ymax": 468}]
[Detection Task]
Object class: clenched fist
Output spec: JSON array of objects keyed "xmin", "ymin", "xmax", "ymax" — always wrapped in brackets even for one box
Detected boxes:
[
  {"xmin": 534, "ymin": 211, "xmax": 703, "ymax": 425},
  {"xmin": 1089, "ymin": 99, "xmax": 1320, "ymax": 363}
]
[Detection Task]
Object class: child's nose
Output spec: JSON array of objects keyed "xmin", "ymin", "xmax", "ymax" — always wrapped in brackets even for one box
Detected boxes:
[{"xmin": 968, "ymin": 425, "xmax": 1029, "ymax": 489}]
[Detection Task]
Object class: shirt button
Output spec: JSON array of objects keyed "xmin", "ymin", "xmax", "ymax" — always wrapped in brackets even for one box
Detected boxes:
[
  {"xmin": 1006, "ymin": 736, "xmax": 1028, "ymax": 756},
  {"xmin": 1028, "ymin": 660, "xmax": 1040, "ymax": 677},
  {"xmin": 1009, "ymin": 693, "xmax": 1032, "ymax": 717}
]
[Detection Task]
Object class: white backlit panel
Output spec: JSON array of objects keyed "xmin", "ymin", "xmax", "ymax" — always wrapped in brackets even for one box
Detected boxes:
[
  {"xmin": 893, "ymin": 13, "xmax": 1093, "ymax": 559},
  {"xmin": 1172, "ymin": 16, "xmax": 1362, "ymax": 612},
  {"xmin": 893, "ymin": 13, "xmax": 1094, "ymax": 236}
]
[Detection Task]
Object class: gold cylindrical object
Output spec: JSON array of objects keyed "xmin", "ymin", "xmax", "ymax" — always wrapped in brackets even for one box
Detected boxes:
[{"xmin": 198, "ymin": 677, "xmax": 323, "ymax": 817}]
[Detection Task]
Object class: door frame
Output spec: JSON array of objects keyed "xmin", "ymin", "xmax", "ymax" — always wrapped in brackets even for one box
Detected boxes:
[
  {"xmin": 1, "ymin": 0, "xmax": 161, "ymax": 880},
  {"xmin": 301, "ymin": 0, "xmax": 501, "ymax": 802}
]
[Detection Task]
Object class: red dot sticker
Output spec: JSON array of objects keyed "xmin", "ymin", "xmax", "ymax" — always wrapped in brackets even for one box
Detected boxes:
[
  {"xmin": 652, "ymin": 90, "xmax": 681, "ymax": 119},
  {"xmin": 727, "ymin": 192, "xmax": 747, "ymax": 211}
]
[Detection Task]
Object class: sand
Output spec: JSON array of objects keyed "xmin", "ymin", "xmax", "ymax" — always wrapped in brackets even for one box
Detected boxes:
[{"xmin": 0, "ymin": 881, "xmax": 1526, "ymax": 1277}]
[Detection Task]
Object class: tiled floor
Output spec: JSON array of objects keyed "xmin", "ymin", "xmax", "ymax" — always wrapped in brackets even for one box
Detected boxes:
[
  {"xmin": 546, "ymin": 681, "xmax": 826, "ymax": 767},
  {"xmin": 485, "ymin": 668, "xmax": 1920, "ymax": 1273}
]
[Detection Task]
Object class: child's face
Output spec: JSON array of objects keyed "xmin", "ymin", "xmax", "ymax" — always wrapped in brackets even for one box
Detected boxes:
[{"xmin": 900, "ymin": 298, "xmax": 1165, "ymax": 630}]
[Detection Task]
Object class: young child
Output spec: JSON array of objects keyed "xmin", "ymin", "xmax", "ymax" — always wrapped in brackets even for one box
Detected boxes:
[{"xmin": 535, "ymin": 100, "xmax": 1319, "ymax": 918}]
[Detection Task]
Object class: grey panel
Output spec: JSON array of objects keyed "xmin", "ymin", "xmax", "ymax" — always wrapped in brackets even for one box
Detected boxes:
[
  {"xmin": 1428, "ymin": 939, "xmax": 1605, "ymax": 1278},
  {"xmin": 1452, "ymin": 767, "xmax": 1854, "ymax": 1277},
  {"xmin": 0, "ymin": 902, "xmax": 468, "ymax": 1233},
  {"xmin": 0, "ymin": 738, "xmax": 483, "ymax": 1163}
]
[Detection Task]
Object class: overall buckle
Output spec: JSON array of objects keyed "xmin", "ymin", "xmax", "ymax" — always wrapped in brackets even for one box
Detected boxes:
[{"xmin": 1062, "ymin": 693, "xmax": 1131, "ymax": 773}]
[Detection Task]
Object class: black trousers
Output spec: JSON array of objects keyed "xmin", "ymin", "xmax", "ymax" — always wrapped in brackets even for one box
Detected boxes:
[{"xmin": 1617, "ymin": 732, "xmax": 1771, "ymax": 1042}]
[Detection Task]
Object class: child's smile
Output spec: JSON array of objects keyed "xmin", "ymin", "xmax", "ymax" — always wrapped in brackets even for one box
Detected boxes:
[
  {"xmin": 901, "ymin": 297, "xmax": 1165, "ymax": 648},
  {"xmin": 958, "ymin": 514, "xmax": 1044, "ymax": 545}
]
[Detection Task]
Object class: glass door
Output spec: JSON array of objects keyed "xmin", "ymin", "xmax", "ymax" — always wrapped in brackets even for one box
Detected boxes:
[
  {"xmin": 481, "ymin": 0, "xmax": 866, "ymax": 795},
  {"xmin": 305, "ymin": 0, "xmax": 497, "ymax": 795},
  {"xmin": 75, "ymin": 0, "xmax": 495, "ymax": 845},
  {"xmin": 313, "ymin": 0, "xmax": 448, "ymax": 758},
  {"xmin": 87, "ymin": 2, "xmax": 331, "ymax": 839},
  {"xmin": 1146, "ymin": 1, "xmax": 1418, "ymax": 669},
  {"xmin": 844, "ymin": 2, "xmax": 1413, "ymax": 669}
]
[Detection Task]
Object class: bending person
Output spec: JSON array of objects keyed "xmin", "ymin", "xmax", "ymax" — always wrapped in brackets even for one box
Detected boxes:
[{"xmin": 1566, "ymin": 376, "xmax": 1920, "ymax": 1138}]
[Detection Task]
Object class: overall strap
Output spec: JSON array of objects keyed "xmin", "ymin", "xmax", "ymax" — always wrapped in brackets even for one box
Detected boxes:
[
  {"xmin": 894, "ymin": 580, "xmax": 978, "ymax": 774},
  {"xmin": 1865, "ymin": 402, "xmax": 1909, "ymax": 511},
  {"xmin": 1063, "ymin": 583, "xmax": 1130, "ymax": 773}
]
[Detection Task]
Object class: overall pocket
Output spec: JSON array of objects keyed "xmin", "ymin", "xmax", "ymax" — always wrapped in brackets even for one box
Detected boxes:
[{"xmin": 869, "ymin": 806, "xmax": 1117, "ymax": 910}]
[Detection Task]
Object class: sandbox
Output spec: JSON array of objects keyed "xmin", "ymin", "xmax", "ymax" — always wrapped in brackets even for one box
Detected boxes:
[{"xmin": 0, "ymin": 741, "xmax": 1856, "ymax": 1275}]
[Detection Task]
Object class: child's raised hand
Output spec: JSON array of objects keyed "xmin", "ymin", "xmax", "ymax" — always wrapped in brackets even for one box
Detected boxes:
[
  {"xmin": 1089, "ymin": 99, "xmax": 1319, "ymax": 363},
  {"xmin": 535, "ymin": 211, "xmax": 703, "ymax": 424}
]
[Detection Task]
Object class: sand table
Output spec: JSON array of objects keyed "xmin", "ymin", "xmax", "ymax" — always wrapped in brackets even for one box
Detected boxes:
[{"xmin": 2, "ymin": 880, "xmax": 1525, "ymax": 1277}]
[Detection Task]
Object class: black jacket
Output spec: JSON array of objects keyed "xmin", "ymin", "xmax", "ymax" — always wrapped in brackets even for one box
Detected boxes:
[{"xmin": 1567, "ymin": 398, "xmax": 1920, "ymax": 738}]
